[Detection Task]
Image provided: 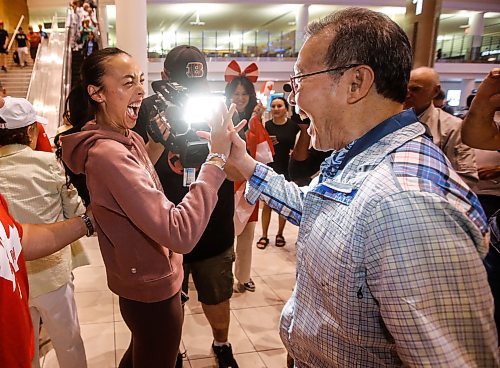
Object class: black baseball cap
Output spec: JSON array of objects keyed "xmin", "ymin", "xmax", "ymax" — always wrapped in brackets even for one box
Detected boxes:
[{"xmin": 164, "ymin": 45, "xmax": 208, "ymax": 92}]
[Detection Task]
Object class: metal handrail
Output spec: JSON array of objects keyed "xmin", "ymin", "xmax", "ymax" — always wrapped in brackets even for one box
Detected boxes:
[
  {"xmin": 25, "ymin": 14, "xmax": 71, "ymax": 139},
  {"xmin": 6, "ymin": 15, "xmax": 24, "ymax": 51},
  {"xmin": 436, "ymin": 33, "xmax": 500, "ymax": 63},
  {"xmin": 59, "ymin": 10, "xmax": 73, "ymax": 129}
]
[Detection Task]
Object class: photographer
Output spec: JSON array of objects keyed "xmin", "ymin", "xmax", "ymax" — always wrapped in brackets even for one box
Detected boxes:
[{"xmin": 133, "ymin": 45, "xmax": 239, "ymax": 368}]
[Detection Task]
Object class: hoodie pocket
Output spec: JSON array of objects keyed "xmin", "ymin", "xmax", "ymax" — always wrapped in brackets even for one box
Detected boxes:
[{"xmin": 141, "ymin": 249, "xmax": 174, "ymax": 283}]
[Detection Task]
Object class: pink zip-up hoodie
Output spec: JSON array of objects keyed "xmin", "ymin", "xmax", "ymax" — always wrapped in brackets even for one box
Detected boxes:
[{"xmin": 62, "ymin": 122, "xmax": 226, "ymax": 302}]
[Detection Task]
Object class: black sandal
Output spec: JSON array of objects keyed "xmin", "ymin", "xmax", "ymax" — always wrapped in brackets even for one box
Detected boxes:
[
  {"xmin": 256, "ymin": 237, "xmax": 269, "ymax": 249},
  {"xmin": 275, "ymin": 235, "xmax": 286, "ymax": 247}
]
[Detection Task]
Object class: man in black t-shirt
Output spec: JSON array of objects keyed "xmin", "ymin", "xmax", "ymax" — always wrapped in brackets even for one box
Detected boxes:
[
  {"xmin": 15, "ymin": 27, "xmax": 29, "ymax": 67},
  {"xmin": 133, "ymin": 45, "xmax": 239, "ymax": 368},
  {"xmin": 0, "ymin": 21, "xmax": 9, "ymax": 72}
]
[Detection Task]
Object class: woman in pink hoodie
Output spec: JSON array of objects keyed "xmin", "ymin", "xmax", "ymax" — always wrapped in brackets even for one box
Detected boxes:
[{"xmin": 61, "ymin": 48, "xmax": 237, "ymax": 368}]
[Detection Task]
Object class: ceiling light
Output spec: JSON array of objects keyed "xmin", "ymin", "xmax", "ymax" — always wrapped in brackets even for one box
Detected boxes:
[
  {"xmin": 484, "ymin": 12, "xmax": 500, "ymax": 19},
  {"xmin": 379, "ymin": 7, "xmax": 406, "ymax": 16},
  {"xmin": 437, "ymin": 35, "xmax": 453, "ymax": 41},
  {"xmin": 190, "ymin": 12, "xmax": 205, "ymax": 26}
]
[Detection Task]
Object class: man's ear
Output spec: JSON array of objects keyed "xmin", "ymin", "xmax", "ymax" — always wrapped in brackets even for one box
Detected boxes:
[
  {"xmin": 431, "ymin": 84, "xmax": 441, "ymax": 100},
  {"xmin": 346, "ymin": 66, "xmax": 374, "ymax": 104},
  {"xmin": 87, "ymin": 85, "xmax": 103, "ymax": 103},
  {"xmin": 27, "ymin": 123, "xmax": 38, "ymax": 146}
]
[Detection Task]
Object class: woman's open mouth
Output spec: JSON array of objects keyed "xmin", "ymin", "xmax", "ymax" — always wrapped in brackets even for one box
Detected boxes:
[{"xmin": 126, "ymin": 101, "xmax": 141, "ymax": 120}]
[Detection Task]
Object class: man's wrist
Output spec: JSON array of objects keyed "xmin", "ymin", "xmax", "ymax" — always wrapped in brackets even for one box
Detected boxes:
[{"xmin": 239, "ymin": 155, "xmax": 258, "ymax": 180}]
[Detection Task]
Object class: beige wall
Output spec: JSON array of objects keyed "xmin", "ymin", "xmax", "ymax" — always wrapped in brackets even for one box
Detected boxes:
[{"xmin": 0, "ymin": 0, "xmax": 30, "ymax": 34}]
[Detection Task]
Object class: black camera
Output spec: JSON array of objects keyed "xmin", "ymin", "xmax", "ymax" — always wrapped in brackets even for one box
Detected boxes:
[{"xmin": 147, "ymin": 80, "xmax": 209, "ymax": 168}]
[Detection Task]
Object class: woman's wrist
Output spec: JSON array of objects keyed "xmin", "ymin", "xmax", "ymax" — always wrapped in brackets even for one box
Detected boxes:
[{"xmin": 204, "ymin": 152, "xmax": 227, "ymax": 171}]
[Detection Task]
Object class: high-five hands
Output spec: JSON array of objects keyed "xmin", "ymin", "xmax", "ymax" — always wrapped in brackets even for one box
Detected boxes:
[
  {"xmin": 202, "ymin": 103, "xmax": 245, "ymax": 158},
  {"xmin": 198, "ymin": 103, "xmax": 256, "ymax": 180}
]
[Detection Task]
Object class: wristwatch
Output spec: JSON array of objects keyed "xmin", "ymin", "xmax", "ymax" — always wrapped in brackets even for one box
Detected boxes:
[
  {"xmin": 205, "ymin": 153, "xmax": 227, "ymax": 170},
  {"xmin": 80, "ymin": 214, "xmax": 95, "ymax": 237}
]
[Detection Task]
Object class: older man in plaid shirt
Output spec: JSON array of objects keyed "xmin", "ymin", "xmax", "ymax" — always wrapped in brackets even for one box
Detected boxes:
[{"xmin": 222, "ymin": 7, "xmax": 499, "ymax": 368}]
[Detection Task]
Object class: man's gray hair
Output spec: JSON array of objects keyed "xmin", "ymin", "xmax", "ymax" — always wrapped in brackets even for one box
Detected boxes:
[{"xmin": 306, "ymin": 7, "xmax": 413, "ymax": 103}]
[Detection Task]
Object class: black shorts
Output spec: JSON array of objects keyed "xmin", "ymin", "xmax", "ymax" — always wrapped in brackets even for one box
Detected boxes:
[{"xmin": 182, "ymin": 247, "xmax": 235, "ymax": 305}]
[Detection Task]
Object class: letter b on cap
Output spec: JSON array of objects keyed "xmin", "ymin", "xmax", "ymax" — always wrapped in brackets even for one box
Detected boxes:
[{"xmin": 186, "ymin": 62, "xmax": 204, "ymax": 78}]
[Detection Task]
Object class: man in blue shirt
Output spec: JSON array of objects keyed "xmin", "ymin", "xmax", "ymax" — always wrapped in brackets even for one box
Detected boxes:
[{"xmin": 221, "ymin": 7, "xmax": 499, "ymax": 367}]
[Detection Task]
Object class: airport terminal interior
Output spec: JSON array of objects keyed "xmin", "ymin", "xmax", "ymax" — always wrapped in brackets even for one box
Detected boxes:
[{"xmin": 0, "ymin": 0, "xmax": 499, "ymax": 367}]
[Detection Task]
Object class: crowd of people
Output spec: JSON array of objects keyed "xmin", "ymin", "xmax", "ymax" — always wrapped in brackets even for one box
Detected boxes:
[
  {"xmin": 0, "ymin": 1, "xmax": 98, "ymax": 74},
  {"xmin": 1, "ymin": 6, "xmax": 500, "ymax": 368},
  {"xmin": 69, "ymin": 0, "xmax": 99, "ymax": 58},
  {"xmin": 0, "ymin": 20, "xmax": 48, "ymax": 72}
]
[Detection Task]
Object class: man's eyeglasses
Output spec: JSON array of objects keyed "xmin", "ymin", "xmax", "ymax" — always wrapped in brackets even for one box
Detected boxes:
[{"xmin": 289, "ymin": 64, "xmax": 361, "ymax": 95}]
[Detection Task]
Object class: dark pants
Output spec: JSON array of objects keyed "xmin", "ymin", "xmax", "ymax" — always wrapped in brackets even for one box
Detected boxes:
[
  {"xmin": 118, "ymin": 291, "xmax": 182, "ymax": 368},
  {"xmin": 30, "ymin": 46, "xmax": 38, "ymax": 61}
]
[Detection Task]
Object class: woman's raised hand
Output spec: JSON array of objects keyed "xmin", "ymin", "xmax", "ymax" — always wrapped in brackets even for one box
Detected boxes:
[
  {"xmin": 201, "ymin": 103, "xmax": 246, "ymax": 157},
  {"xmin": 197, "ymin": 102, "xmax": 254, "ymax": 179},
  {"xmin": 252, "ymin": 101, "xmax": 266, "ymax": 117}
]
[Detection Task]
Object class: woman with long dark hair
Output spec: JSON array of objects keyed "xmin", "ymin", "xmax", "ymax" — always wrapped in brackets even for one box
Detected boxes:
[
  {"xmin": 225, "ymin": 74, "xmax": 273, "ymax": 292},
  {"xmin": 225, "ymin": 76, "xmax": 258, "ymax": 123},
  {"xmin": 61, "ymin": 47, "xmax": 237, "ymax": 368},
  {"xmin": 54, "ymin": 86, "xmax": 94, "ymax": 206}
]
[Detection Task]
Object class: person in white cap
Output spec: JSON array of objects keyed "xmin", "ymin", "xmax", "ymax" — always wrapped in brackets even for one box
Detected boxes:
[{"xmin": 0, "ymin": 96, "xmax": 88, "ymax": 368}]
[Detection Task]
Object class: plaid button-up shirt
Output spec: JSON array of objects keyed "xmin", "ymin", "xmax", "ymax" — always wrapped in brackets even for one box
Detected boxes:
[{"xmin": 246, "ymin": 110, "xmax": 499, "ymax": 367}]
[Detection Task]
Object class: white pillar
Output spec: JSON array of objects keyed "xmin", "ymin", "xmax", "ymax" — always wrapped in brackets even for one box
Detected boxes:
[
  {"xmin": 295, "ymin": 4, "xmax": 309, "ymax": 55},
  {"xmin": 461, "ymin": 78, "xmax": 476, "ymax": 108},
  {"xmin": 98, "ymin": 4, "xmax": 109, "ymax": 48},
  {"xmin": 115, "ymin": 0, "xmax": 148, "ymax": 88},
  {"xmin": 468, "ymin": 12, "xmax": 484, "ymax": 60}
]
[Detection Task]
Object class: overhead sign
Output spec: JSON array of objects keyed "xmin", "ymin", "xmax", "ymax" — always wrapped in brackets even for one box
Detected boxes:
[{"xmin": 412, "ymin": 0, "xmax": 423, "ymax": 15}]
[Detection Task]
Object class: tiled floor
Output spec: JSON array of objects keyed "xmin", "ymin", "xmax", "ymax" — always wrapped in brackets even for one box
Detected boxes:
[{"xmin": 40, "ymin": 211, "xmax": 298, "ymax": 368}]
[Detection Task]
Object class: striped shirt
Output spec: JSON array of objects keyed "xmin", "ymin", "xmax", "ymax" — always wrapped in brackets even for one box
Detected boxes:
[{"xmin": 246, "ymin": 110, "xmax": 498, "ymax": 367}]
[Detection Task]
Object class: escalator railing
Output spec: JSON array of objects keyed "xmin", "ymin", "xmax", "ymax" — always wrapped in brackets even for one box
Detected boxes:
[
  {"xmin": 26, "ymin": 14, "xmax": 71, "ymax": 140},
  {"xmin": 26, "ymin": 2, "xmax": 104, "ymax": 139}
]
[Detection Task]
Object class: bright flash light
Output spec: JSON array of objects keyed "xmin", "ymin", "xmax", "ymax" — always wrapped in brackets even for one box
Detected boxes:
[{"xmin": 183, "ymin": 94, "xmax": 226, "ymax": 129}]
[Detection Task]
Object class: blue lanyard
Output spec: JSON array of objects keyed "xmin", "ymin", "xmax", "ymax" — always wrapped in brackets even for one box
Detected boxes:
[{"xmin": 337, "ymin": 109, "xmax": 418, "ymax": 171}]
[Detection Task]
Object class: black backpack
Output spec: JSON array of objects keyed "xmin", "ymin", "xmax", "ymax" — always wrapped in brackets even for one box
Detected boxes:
[{"xmin": 13, "ymin": 50, "xmax": 19, "ymax": 65}]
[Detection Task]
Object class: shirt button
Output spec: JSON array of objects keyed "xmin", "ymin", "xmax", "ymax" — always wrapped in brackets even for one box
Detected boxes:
[{"xmin": 131, "ymin": 268, "xmax": 137, "ymax": 274}]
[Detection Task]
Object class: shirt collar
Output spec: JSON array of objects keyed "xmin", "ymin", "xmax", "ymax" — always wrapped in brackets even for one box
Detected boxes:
[
  {"xmin": 418, "ymin": 103, "xmax": 435, "ymax": 122},
  {"xmin": 0, "ymin": 144, "xmax": 30, "ymax": 157},
  {"xmin": 319, "ymin": 109, "xmax": 421, "ymax": 181}
]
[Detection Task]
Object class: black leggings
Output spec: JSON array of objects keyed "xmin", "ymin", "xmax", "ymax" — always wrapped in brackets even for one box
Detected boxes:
[{"xmin": 118, "ymin": 291, "xmax": 182, "ymax": 368}]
